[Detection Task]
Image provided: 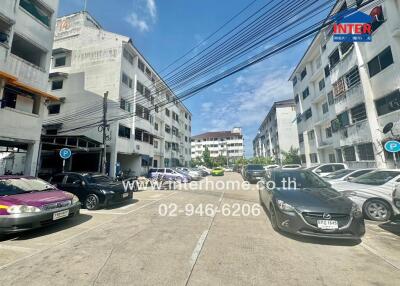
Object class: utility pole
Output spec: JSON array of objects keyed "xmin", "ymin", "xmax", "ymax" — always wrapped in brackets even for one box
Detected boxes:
[
  {"xmin": 101, "ymin": 91, "xmax": 108, "ymax": 174},
  {"xmin": 83, "ymin": 0, "xmax": 88, "ymax": 12}
]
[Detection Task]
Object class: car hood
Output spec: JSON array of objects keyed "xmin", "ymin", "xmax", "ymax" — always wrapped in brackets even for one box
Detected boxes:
[
  {"xmin": 87, "ymin": 182, "xmax": 127, "ymax": 193},
  {"xmin": 0, "ymin": 191, "xmax": 73, "ymax": 208},
  {"xmin": 276, "ymin": 188, "xmax": 352, "ymax": 213}
]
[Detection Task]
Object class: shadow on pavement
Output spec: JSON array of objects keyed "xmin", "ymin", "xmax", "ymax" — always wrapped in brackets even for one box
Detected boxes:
[
  {"xmin": 1, "ymin": 214, "xmax": 92, "ymax": 241},
  {"xmin": 103, "ymin": 198, "xmax": 139, "ymax": 210},
  {"xmin": 378, "ymin": 219, "xmax": 400, "ymax": 237}
]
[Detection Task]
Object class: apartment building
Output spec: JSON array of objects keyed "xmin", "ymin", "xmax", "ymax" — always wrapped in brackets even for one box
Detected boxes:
[
  {"xmin": 191, "ymin": 127, "xmax": 244, "ymax": 162},
  {"xmin": 0, "ymin": 0, "xmax": 59, "ymax": 175},
  {"xmin": 289, "ymin": 0, "xmax": 400, "ymax": 168},
  {"xmin": 253, "ymin": 99, "xmax": 299, "ymax": 163},
  {"xmin": 41, "ymin": 12, "xmax": 191, "ymax": 177}
]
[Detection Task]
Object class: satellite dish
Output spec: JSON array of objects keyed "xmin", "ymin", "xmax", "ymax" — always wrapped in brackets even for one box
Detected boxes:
[{"xmin": 383, "ymin": 122, "xmax": 394, "ymax": 134}]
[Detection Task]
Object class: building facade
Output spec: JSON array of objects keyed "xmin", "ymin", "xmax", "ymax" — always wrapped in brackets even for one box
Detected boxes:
[
  {"xmin": 290, "ymin": 0, "xmax": 400, "ymax": 168},
  {"xmin": 253, "ymin": 99, "xmax": 299, "ymax": 163},
  {"xmin": 41, "ymin": 12, "xmax": 191, "ymax": 177},
  {"xmin": 0, "ymin": 0, "xmax": 59, "ymax": 176},
  {"xmin": 191, "ymin": 127, "xmax": 244, "ymax": 163}
]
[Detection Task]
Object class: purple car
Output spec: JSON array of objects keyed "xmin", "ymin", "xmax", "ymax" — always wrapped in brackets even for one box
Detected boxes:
[
  {"xmin": 0, "ymin": 176, "xmax": 81, "ymax": 235},
  {"xmin": 148, "ymin": 168, "xmax": 190, "ymax": 183}
]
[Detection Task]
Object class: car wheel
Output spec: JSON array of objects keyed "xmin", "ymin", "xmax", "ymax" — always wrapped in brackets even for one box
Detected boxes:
[
  {"xmin": 363, "ymin": 199, "xmax": 392, "ymax": 221},
  {"xmin": 269, "ymin": 204, "xmax": 279, "ymax": 231},
  {"xmin": 85, "ymin": 194, "xmax": 100, "ymax": 210}
]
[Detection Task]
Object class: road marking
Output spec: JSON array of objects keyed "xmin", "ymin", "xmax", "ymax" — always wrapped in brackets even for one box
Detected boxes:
[
  {"xmin": 360, "ymin": 242, "xmax": 400, "ymax": 271},
  {"xmin": 0, "ymin": 191, "xmax": 178, "ymax": 271},
  {"xmin": 189, "ymin": 230, "xmax": 208, "ymax": 269},
  {"xmin": 0, "ymin": 244, "xmax": 36, "ymax": 253}
]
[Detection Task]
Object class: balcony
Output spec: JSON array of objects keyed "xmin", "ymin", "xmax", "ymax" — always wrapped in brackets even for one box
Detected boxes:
[{"xmin": 338, "ymin": 120, "xmax": 372, "ymax": 146}]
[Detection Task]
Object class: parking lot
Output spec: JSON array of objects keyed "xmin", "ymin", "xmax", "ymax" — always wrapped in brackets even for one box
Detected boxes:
[{"xmin": 0, "ymin": 172, "xmax": 399, "ymax": 285}]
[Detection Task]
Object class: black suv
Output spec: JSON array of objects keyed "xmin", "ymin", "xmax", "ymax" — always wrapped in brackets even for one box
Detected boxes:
[
  {"xmin": 243, "ymin": 164, "xmax": 266, "ymax": 183},
  {"xmin": 49, "ymin": 172, "xmax": 135, "ymax": 210}
]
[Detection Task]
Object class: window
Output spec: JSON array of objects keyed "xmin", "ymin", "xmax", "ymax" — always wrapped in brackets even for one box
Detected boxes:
[
  {"xmin": 48, "ymin": 104, "xmax": 60, "ymax": 115},
  {"xmin": 370, "ymin": 6, "xmax": 384, "ymax": 32},
  {"xmin": 300, "ymin": 154, "xmax": 306, "ymax": 164},
  {"xmin": 172, "ymin": 112, "xmax": 179, "ymax": 121},
  {"xmin": 300, "ymin": 68, "xmax": 307, "ymax": 80},
  {"xmin": 298, "ymin": 134, "xmax": 304, "ymax": 143},
  {"xmin": 144, "ymin": 87, "xmax": 151, "ymax": 99},
  {"xmin": 343, "ymin": 146, "xmax": 356, "ymax": 161},
  {"xmin": 145, "ymin": 66, "xmax": 152, "ymax": 78},
  {"xmin": 50, "ymin": 174, "xmax": 65, "ymax": 184},
  {"xmin": 165, "ymin": 108, "xmax": 170, "ymax": 117},
  {"xmin": 333, "ymin": 77, "xmax": 346, "ymax": 96},
  {"xmin": 154, "ymin": 122, "xmax": 159, "ymax": 131},
  {"xmin": 136, "ymin": 80, "xmax": 144, "ymax": 94},
  {"xmin": 138, "ymin": 59, "xmax": 145, "ymax": 72},
  {"xmin": 340, "ymin": 42, "xmax": 353, "ymax": 56},
  {"xmin": 350, "ymin": 103, "xmax": 367, "ymax": 123},
  {"xmin": 66, "ymin": 175, "xmax": 82, "ymax": 185},
  {"xmin": 154, "ymin": 140, "xmax": 158, "ymax": 149},
  {"xmin": 329, "ymin": 48, "xmax": 340, "ymax": 68},
  {"xmin": 54, "ymin": 56, "xmax": 66, "ymax": 67},
  {"xmin": 119, "ymin": 125, "xmax": 131, "ymax": 139},
  {"xmin": 357, "ymin": 143, "xmax": 375, "ymax": 160},
  {"xmin": 120, "ymin": 99, "xmax": 131, "ymax": 112},
  {"xmin": 304, "ymin": 108, "xmax": 312, "ymax": 120},
  {"xmin": 368, "ymin": 47, "xmax": 394, "ymax": 77},
  {"xmin": 324, "ymin": 65, "xmax": 330, "ymax": 77},
  {"xmin": 302, "ymin": 87, "xmax": 309, "ymax": 99},
  {"xmin": 135, "ymin": 128, "xmax": 143, "ymax": 141},
  {"xmin": 337, "ymin": 111, "xmax": 350, "ymax": 127},
  {"xmin": 294, "ymin": 94, "xmax": 299, "ymax": 103},
  {"xmin": 375, "ymin": 90, "xmax": 400, "ymax": 116},
  {"xmin": 326, "ymin": 127, "xmax": 332, "ymax": 138},
  {"xmin": 136, "ymin": 104, "xmax": 149, "ymax": 120},
  {"xmin": 122, "ymin": 73, "xmax": 133, "ymax": 88},
  {"xmin": 319, "ymin": 79, "xmax": 325, "ymax": 91},
  {"xmin": 11, "ymin": 34, "xmax": 46, "ymax": 69},
  {"xmin": 51, "ymin": 80, "xmax": 63, "ymax": 90},
  {"xmin": 336, "ymin": 149, "xmax": 343, "ymax": 163},
  {"xmin": 329, "ymin": 154, "xmax": 336, "ymax": 163},
  {"xmin": 19, "ymin": 0, "xmax": 52, "ymax": 27},
  {"xmin": 309, "ymin": 153, "xmax": 318, "ymax": 163},
  {"xmin": 308, "ymin": 130, "xmax": 315, "ymax": 141},
  {"xmin": 322, "ymin": 102, "xmax": 329, "ymax": 114},
  {"xmin": 327, "ymin": 91, "xmax": 334, "ymax": 105},
  {"xmin": 165, "ymin": 124, "xmax": 171, "ymax": 134},
  {"xmin": 296, "ymin": 114, "xmax": 302, "ymax": 123},
  {"xmin": 292, "ymin": 76, "xmax": 297, "ymax": 86},
  {"xmin": 345, "ymin": 67, "xmax": 360, "ymax": 88},
  {"xmin": 123, "ymin": 49, "xmax": 134, "ymax": 64}
]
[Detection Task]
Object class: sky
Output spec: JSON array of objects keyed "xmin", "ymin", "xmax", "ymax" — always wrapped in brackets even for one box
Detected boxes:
[{"xmin": 60, "ymin": 0, "xmax": 312, "ymax": 157}]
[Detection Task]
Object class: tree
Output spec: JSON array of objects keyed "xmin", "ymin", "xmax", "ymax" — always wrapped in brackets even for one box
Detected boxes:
[
  {"xmin": 248, "ymin": 157, "xmax": 275, "ymax": 165},
  {"xmin": 190, "ymin": 156, "xmax": 203, "ymax": 167},
  {"xmin": 281, "ymin": 147, "xmax": 301, "ymax": 165},
  {"xmin": 202, "ymin": 147, "xmax": 213, "ymax": 168}
]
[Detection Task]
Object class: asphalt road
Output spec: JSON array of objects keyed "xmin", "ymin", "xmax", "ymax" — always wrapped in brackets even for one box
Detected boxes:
[{"xmin": 0, "ymin": 172, "xmax": 399, "ymax": 285}]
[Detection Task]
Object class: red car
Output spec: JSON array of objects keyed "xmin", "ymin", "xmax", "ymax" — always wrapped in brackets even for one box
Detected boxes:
[{"xmin": 0, "ymin": 176, "xmax": 81, "ymax": 235}]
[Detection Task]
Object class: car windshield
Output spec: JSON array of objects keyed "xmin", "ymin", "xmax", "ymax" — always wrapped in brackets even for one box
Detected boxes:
[
  {"xmin": 247, "ymin": 165, "xmax": 264, "ymax": 171},
  {"xmin": 325, "ymin": 169, "xmax": 354, "ymax": 179},
  {"xmin": 0, "ymin": 178, "xmax": 55, "ymax": 196},
  {"xmin": 351, "ymin": 171, "xmax": 400, "ymax": 186},
  {"xmin": 272, "ymin": 170, "xmax": 329, "ymax": 189},
  {"xmin": 84, "ymin": 175, "xmax": 114, "ymax": 184}
]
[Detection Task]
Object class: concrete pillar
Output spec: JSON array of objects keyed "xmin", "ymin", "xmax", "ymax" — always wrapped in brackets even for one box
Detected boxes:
[
  {"xmin": 109, "ymin": 149, "xmax": 117, "ymax": 178},
  {"xmin": 24, "ymin": 140, "xmax": 40, "ymax": 176}
]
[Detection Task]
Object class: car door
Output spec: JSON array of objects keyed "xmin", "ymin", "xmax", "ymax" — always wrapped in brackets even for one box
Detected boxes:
[
  {"xmin": 49, "ymin": 174, "xmax": 66, "ymax": 189},
  {"xmin": 63, "ymin": 174, "xmax": 85, "ymax": 200},
  {"xmin": 259, "ymin": 171, "xmax": 271, "ymax": 205}
]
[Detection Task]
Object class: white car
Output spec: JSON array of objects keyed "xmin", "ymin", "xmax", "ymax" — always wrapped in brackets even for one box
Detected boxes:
[
  {"xmin": 325, "ymin": 168, "xmax": 375, "ymax": 183},
  {"xmin": 224, "ymin": 167, "xmax": 233, "ymax": 172},
  {"xmin": 282, "ymin": 164, "xmax": 302, "ymax": 169},
  {"xmin": 333, "ymin": 169, "xmax": 400, "ymax": 221},
  {"xmin": 307, "ymin": 163, "xmax": 348, "ymax": 177}
]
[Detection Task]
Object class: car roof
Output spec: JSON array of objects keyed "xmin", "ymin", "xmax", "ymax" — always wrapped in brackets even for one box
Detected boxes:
[{"xmin": 0, "ymin": 175, "xmax": 36, "ymax": 180}]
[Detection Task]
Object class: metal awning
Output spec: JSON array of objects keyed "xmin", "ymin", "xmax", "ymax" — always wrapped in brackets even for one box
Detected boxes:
[{"xmin": 52, "ymin": 48, "xmax": 71, "ymax": 55}]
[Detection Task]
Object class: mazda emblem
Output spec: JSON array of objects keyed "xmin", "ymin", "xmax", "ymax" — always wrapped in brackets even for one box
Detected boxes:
[{"xmin": 323, "ymin": 213, "xmax": 332, "ymax": 219}]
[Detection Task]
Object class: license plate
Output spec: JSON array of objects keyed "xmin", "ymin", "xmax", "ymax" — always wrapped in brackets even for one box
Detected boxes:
[
  {"xmin": 122, "ymin": 193, "xmax": 129, "ymax": 198},
  {"xmin": 317, "ymin": 220, "xmax": 338, "ymax": 230},
  {"xmin": 53, "ymin": 210, "xmax": 69, "ymax": 220}
]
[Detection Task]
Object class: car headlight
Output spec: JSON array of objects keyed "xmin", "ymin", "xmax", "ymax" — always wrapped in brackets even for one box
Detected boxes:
[
  {"xmin": 7, "ymin": 205, "xmax": 41, "ymax": 214},
  {"xmin": 351, "ymin": 203, "xmax": 363, "ymax": 218},
  {"xmin": 72, "ymin": 195, "xmax": 80, "ymax": 204},
  {"xmin": 276, "ymin": 199, "xmax": 295, "ymax": 212},
  {"xmin": 100, "ymin": 189, "xmax": 115, "ymax": 195}
]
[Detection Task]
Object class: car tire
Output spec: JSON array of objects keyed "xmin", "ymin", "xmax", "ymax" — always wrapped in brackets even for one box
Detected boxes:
[
  {"xmin": 269, "ymin": 204, "xmax": 279, "ymax": 231},
  {"xmin": 363, "ymin": 199, "xmax": 392, "ymax": 222},
  {"xmin": 85, "ymin": 194, "xmax": 100, "ymax": 210}
]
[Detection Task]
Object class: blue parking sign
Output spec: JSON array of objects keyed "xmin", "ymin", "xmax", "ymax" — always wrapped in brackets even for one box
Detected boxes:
[
  {"xmin": 59, "ymin": 148, "xmax": 72, "ymax": 160},
  {"xmin": 384, "ymin": 141, "xmax": 400, "ymax": 153}
]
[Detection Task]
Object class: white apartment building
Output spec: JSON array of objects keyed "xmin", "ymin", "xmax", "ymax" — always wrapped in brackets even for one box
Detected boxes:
[
  {"xmin": 191, "ymin": 127, "xmax": 244, "ymax": 162},
  {"xmin": 41, "ymin": 12, "xmax": 191, "ymax": 177},
  {"xmin": 290, "ymin": 0, "xmax": 400, "ymax": 168},
  {"xmin": 0, "ymin": 0, "xmax": 59, "ymax": 176},
  {"xmin": 253, "ymin": 99, "xmax": 299, "ymax": 163}
]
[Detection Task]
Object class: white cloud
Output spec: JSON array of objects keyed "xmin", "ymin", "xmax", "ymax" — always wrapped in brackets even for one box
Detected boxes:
[
  {"xmin": 125, "ymin": 13, "xmax": 149, "ymax": 32},
  {"xmin": 125, "ymin": 0, "xmax": 157, "ymax": 32}
]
